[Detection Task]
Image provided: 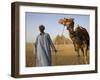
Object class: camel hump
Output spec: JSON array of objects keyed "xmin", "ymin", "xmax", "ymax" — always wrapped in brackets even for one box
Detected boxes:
[
  {"xmin": 75, "ymin": 26, "xmax": 89, "ymax": 45},
  {"xmin": 80, "ymin": 27, "xmax": 89, "ymax": 40}
]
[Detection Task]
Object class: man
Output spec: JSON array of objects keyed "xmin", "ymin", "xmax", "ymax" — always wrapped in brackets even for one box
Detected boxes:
[{"xmin": 35, "ymin": 25, "xmax": 57, "ymax": 66}]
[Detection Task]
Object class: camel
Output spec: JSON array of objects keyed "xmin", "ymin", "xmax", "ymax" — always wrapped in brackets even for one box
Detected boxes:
[{"xmin": 58, "ymin": 18, "xmax": 89, "ymax": 64}]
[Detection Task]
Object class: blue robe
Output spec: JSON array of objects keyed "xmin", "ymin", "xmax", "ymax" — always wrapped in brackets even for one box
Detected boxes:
[{"xmin": 35, "ymin": 33, "xmax": 54, "ymax": 66}]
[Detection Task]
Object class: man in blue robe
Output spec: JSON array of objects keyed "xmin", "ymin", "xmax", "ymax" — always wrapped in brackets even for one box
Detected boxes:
[{"xmin": 35, "ymin": 25, "xmax": 57, "ymax": 66}]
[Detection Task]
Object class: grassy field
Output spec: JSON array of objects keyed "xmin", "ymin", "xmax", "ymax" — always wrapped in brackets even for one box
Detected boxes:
[{"xmin": 26, "ymin": 43, "xmax": 89, "ymax": 67}]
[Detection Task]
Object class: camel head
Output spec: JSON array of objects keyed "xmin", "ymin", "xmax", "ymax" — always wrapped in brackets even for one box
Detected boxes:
[{"xmin": 59, "ymin": 18, "xmax": 74, "ymax": 32}]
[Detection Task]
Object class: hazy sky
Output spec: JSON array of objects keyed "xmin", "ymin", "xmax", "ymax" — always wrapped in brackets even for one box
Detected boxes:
[{"xmin": 25, "ymin": 12, "xmax": 90, "ymax": 43}]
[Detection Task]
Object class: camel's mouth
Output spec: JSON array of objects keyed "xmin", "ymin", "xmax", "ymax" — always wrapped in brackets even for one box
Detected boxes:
[{"xmin": 58, "ymin": 19, "xmax": 66, "ymax": 25}]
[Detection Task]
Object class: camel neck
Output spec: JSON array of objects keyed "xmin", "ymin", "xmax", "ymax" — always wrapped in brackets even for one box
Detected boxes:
[
  {"xmin": 68, "ymin": 30, "xmax": 75, "ymax": 39},
  {"xmin": 68, "ymin": 29, "xmax": 74, "ymax": 34}
]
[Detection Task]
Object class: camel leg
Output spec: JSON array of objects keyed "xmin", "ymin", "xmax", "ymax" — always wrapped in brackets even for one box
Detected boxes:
[
  {"xmin": 75, "ymin": 44, "xmax": 80, "ymax": 57},
  {"xmin": 76, "ymin": 48, "xmax": 82, "ymax": 64},
  {"xmin": 86, "ymin": 46, "xmax": 88, "ymax": 57},
  {"xmin": 73, "ymin": 42, "xmax": 77, "ymax": 51},
  {"xmin": 83, "ymin": 44, "xmax": 88, "ymax": 57},
  {"xmin": 77, "ymin": 49, "xmax": 80, "ymax": 57},
  {"xmin": 83, "ymin": 44, "xmax": 88, "ymax": 64},
  {"xmin": 81, "ymin": 47, "xmax": 84, "ymax": 56}
]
